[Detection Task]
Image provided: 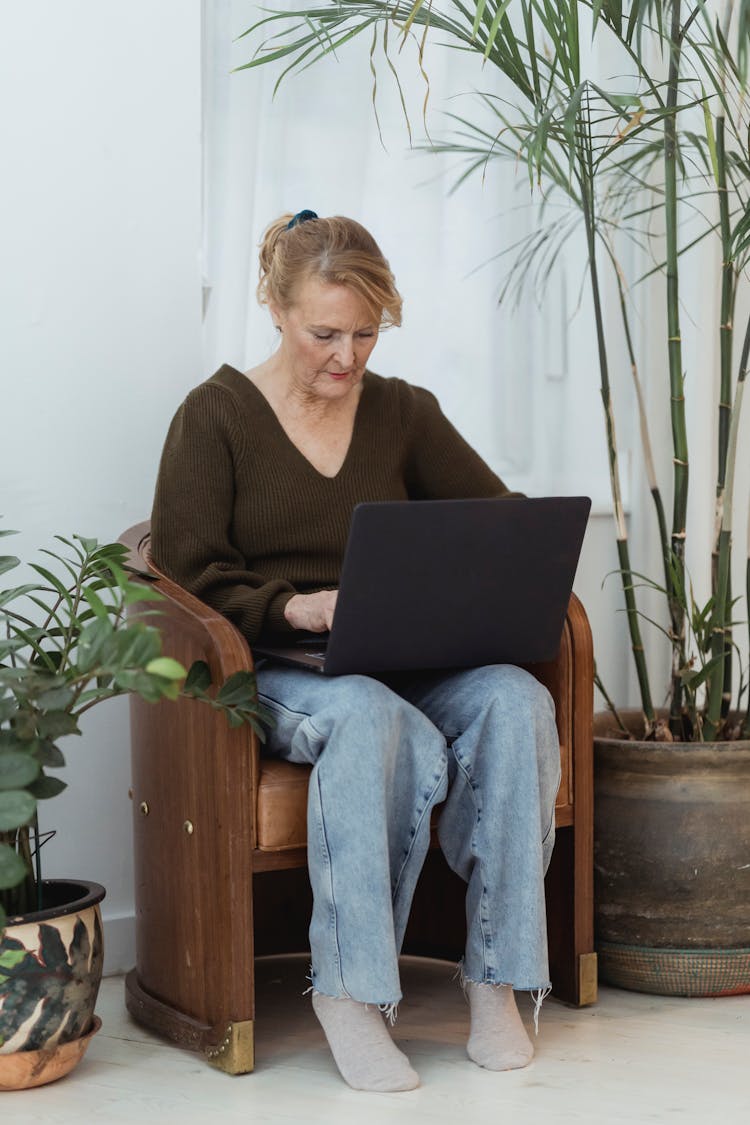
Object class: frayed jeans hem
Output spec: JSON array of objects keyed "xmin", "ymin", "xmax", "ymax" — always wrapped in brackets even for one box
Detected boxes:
[{"xmin": 308, "ymin": 987, "xmax": 401, "ymax": 1026}]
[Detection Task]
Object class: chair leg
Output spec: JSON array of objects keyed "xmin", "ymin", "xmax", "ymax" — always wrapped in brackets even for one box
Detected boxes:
[
  {"xmin": 205, "ymin": 1019, "xmax": 255, "ymax": 1074},
  {"xmin": 125, "ymin": 969, "xmax": 256, "ymax": 1074}
]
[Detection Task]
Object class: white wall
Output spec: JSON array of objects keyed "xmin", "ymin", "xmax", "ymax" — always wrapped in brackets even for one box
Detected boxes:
[{"xmin": 1, "ymin": 1, "xmax": 204, "ymax": 971}]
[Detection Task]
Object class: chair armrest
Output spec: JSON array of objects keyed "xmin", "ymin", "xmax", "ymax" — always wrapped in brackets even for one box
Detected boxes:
[{"xmin": 119, "ymin": 523, "xmax": 262, "ymax": 1027}]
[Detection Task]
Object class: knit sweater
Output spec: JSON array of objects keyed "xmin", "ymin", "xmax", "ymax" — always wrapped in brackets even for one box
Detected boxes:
[{"xmin": 151, "ymin": 364, "xmax": 515, "ymax": 644}]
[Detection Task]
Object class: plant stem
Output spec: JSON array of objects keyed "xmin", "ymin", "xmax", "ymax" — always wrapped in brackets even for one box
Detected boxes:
[
  {"xmin": 706, "ymin": 303, "xmax": 750, "ymax": 737},
  {"xmin": 744, "ymin": 546, "xmax": 750, "ymax": 738},
  {"xmin": 605, "ymin": 237, "xmax": 671, "ymax": 601},
  {"xmin": 594, "ymin": 665, "xmax": 630, "ymax": 735},
  {"xmin": 31, "ymin": 816, "xmax": 43, "ymax": 912},
  {"xmin": 17, "ymin": 826, "xmax": 34, "ymax": 916},
  {"xmin": 713, "ymin": 115, "xmax": 736, "ymax": 719},
  {"xmin": 579, "ymin": 95, "xmax": 654, "ymax": 726},
  {"xmin": 665, "ymin": 0, "xmax": 689, "ymax": 736}
]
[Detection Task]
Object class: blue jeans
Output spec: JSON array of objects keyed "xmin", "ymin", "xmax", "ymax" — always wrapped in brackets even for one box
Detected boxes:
[{"xmin": 255, "ymin": 662, "xmax": 560, "ymax": 1007}]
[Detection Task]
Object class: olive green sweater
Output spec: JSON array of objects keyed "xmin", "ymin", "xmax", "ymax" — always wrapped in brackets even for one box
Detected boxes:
[{"xmin": 151, "ymin": 364, "xmax": 515, "ymax": 644}]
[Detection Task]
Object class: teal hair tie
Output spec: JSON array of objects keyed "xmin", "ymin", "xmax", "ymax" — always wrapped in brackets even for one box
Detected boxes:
[{"xmin": 287, "ymin": 209, "xmax": 318, "ymax": 230}]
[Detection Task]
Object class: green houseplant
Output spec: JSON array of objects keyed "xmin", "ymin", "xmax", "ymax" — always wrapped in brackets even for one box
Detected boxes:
[
  {"xmin": 0, "ymin": 528, "xmax": 265, "ymax": 1083},
  {"xmin": 237, "ymin": 0, "xmax": 750, "ymax": 992}
]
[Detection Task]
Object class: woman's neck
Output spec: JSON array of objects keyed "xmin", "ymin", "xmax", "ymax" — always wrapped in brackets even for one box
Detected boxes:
[{"xmin": 247, "ymin": 355, "xmax": 363, "ymax": 423}]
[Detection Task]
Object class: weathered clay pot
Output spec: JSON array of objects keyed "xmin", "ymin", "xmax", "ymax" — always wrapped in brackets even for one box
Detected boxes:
[
  {"xmin": 594, "ymin": 711, "xmax": 750, "ymax": 995},
  {"xmin": 0, "ymin": 879, "xmax": 105, "ymax": 1074}
]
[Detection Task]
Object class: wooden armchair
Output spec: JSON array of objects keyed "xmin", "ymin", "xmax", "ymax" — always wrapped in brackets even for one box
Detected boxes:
[{"xmin": 119, "ymin": 521, "xmax": 596, "ymax": 1075}]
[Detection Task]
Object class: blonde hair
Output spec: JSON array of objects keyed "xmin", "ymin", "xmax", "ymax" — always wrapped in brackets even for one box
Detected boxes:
[{"xmin": 257, "ymin": 213, "xmax": 403, "ymax": 329}]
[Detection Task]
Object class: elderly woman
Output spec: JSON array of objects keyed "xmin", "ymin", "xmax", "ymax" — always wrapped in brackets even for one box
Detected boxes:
[{"xmin": 151, "ymin": 211, "xmax": 560, "ymax": 1093}]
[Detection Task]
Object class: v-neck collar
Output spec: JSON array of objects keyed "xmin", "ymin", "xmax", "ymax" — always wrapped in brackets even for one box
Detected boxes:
[{"xmin": 220, "ymin": 364, "xmax": 371, "ymax": 482}]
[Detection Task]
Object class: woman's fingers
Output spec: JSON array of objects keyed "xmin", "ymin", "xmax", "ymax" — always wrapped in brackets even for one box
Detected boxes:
[{"xmin": 284, "ymin": 590, "xmax": 338, "ymax": 632}]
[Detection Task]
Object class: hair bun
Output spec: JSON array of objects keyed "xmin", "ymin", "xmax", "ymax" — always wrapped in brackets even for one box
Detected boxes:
[{"xmin": 286, "ymin": 209, "xmax": 319, "ymax": 230}]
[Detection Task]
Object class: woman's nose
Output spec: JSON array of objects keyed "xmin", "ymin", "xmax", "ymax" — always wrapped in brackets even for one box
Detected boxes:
[{"xmin": 334, "ymin": 337, "xmax": 355, "ymax": 367}]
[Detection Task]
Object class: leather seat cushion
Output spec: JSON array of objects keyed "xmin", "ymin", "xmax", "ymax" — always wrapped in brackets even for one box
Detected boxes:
[{"xmin": 256, "ymin": 758, "xmax": 311, "ymax": 850}]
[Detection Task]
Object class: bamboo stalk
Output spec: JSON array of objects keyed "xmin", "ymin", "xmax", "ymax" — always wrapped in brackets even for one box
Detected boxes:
[
  {"xmin": 580, "ymin": 99, "xmax": 655, "ymax": 727},
  {"xmin": 744, "ymin": 546, "xmax": 750, "ymax": 738},
  {"xmin": 714, "ymin": 116, "xmax": 736, "ymax": 720},
  {"xmin": 664, "ymin": 0, "xmax": 689, "ymax": 736},
  {"xmin": 606, "ymin": 240, "xmax": 672, "ymax": 601},
  {"xmin": 705, "ymin": 305, "xmax": 750, "ymax": 737}
]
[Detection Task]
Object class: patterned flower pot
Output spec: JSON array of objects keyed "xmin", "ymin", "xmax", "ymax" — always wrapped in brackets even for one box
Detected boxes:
[
  {"xmin": 594, "ymin": 712, "xmax": 750, "ymax": 996},
  {"xmin": 0, "ymin": 879, "xmax": 105, "ymax": 1082}
]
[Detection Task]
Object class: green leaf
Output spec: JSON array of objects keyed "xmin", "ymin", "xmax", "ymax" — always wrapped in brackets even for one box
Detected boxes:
[
  {"xmin": 112, "ymin": 669, "xmax": 176, "ymax": 703},
  {"xmin": 0, "ymin": 842, "xmax": 28, "ymax": 891},
  {"xmin": 0, "ymin": 583, "xmax": 43, "ymax": 609},
  {"xmin": 28, "ymin": 774, "xmax": 67, "ymax": 799},
  {"xmin": 0, "ymin": 731, "xmax": 24, "ymax": 752},
  {"xmin": 679, "ymin": 653, "xmax": 725, "ymax": 691},
  {"xmin": 33, "ymin": 740, "xmax": 66, "ymax": 768},
  {"xmin": 28, "ymin": 562, "xmax": 74, "ymax": 608},
  {"xmin": 0, "ymin": 699, "xmax": 18, "ymax": 723},
  {"xmin": 398, "ymin": 0, "xmax": 427, "ymax": 43},
  {"xmin": 76, "ymin": 617, "xmax": 115, "ymax": 673},
  {"xmin": 0, "ymin": 638, "xmax": 25, "ymax": 660},
  {"xmin": 483, "ymin": 0, "xmax": 514, "ymax": 63},
  {"xmin": 123, "ymin": 582, "xmax": 164, "ymax": 605},
  {"xmin": 0, "ymin": 790, "xmax": 37, "ymax": 831},
  {"xmin": 0, "ymin": 556, "xmax": 20, "ymax": 577},
  {"xmin": 36, "ymin": 711, "xmax": 80, "ymax": 739},
  {"xmin": 701, "ymin": 89, "xmax": 720, "ymax": 186},
  {"xmin": 101, "ymin": 626, "xmax": 160, "ymax": 673},
  {"xmin": 82, "ymin": 584, "xmax": 110, "ymax": 621},
  {"xmin": 23, "ymin": 673, "xmax": 68, "ymax": 701},
  {"xmin": 471, "ymin": 0, "xmax": 488, "ymax": 42},
  {"xmin": 0, "ymin": 667, "xmax": 31, "ymax": 684},
  {"xmin": 0, "ymin": 751, "xmax": 40, "ymax": 790},
  {"xmin": 216, "ymin": 670, "xmax": 258, "ymax": 707},
  {"xmin": 145, "ymin": 657, "xmax": 186, "ymax": 681},
  {"xmin": 183, "ymin": 660, "xmax": 212, "ymax": 694},
  {"xmin": 75, "ymin": 535, "xmax": 99, "ymax": 555},
  {"xmin": 34, "ymin": 685, "xmax": 76, "ymax": 710}
]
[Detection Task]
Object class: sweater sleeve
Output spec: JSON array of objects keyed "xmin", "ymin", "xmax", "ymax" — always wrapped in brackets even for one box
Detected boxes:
[
  {"xmin": 402, "ymin": 383, "xmax": 524, "ymax": 499},
  {"xmin": 150, "ymin": 384, "xmax": 297, "ymax": 644}
]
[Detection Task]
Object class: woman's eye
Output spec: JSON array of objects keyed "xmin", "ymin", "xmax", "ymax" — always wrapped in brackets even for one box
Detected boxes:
[{"xmin": 313, "ymin": 333, "xmax": 333, "ymax": 341}]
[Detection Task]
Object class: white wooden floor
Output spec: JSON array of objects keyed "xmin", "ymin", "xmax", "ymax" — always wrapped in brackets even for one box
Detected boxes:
[{"xmin": 2, "ymin": 954, "xmax": 747, "ymax": 1124}]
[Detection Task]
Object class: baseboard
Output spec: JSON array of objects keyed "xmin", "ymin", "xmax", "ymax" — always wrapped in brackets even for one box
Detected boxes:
[{"xmin": 102, "ymin": 910, "xmax": 136, "ymax": 976}]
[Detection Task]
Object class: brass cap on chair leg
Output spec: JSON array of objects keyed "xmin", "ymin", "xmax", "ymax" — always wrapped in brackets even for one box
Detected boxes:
[{"xmin": 204, "ymin": 1020, "xmax": 255, "ymax": 1075}]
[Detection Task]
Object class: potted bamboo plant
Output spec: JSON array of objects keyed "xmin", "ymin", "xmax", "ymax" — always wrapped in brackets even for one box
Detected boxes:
[
  {"xmin": 237, "ymin": 0, "xmax": 750, "ymax": 994},
  {"xmin": 0, "ymin": 529, "xmax": 266, "ymax": 1087}
]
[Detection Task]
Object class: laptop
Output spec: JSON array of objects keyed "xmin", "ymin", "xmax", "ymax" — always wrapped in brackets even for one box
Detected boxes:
[{"xmin": 253, "ymin": 496, "xmax": 591, "ymax": 676}]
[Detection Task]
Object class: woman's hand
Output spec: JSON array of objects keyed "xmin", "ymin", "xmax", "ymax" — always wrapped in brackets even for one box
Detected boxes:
[{"xmin": 284, "ymin": 590, "xmax": 338, "ymax": 632}]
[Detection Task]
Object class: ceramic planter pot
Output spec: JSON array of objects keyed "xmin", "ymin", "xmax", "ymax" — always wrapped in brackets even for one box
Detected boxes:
[
  {"xmin": 0, "ymin": 879, "xmax": 105, "ymax": 1083},
  {"xmin": 594, "ymin": 712, "xmax": 750, "ymax": 995}
]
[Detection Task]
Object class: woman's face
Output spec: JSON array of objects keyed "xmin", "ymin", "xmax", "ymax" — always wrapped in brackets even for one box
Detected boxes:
[{"xmin": 271, "ymin": 275, "xmax": 380, "ymax": 401}]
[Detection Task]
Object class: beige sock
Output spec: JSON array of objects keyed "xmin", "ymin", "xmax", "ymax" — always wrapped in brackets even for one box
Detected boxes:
[
  {"xmin": 465, "ymin": 981, "xmax": 534, "ymax": 1070},
  {"xmin": 311, "ymin": 992, "xmax": 419, "ymax": 1092}
]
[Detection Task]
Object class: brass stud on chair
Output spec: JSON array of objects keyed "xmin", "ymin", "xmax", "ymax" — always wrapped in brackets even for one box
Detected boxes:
[
  {"xmin": 183, "ymin": 819, "xmax": 194, "ymax": 835},
  {"xmin": 139, "ymin": 801, "xmax": 149, "ymax": 816}
]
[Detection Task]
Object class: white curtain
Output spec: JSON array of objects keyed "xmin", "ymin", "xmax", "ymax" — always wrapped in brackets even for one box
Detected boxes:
[{"xmin": 200, "ymin": 0, "xmax": 614, "ymax": 502}]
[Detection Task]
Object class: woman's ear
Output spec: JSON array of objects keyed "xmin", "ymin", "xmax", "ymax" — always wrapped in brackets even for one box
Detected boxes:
[{"xmin": 267, "ymin": 299, "xmax": 281, "ymax": 331}]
